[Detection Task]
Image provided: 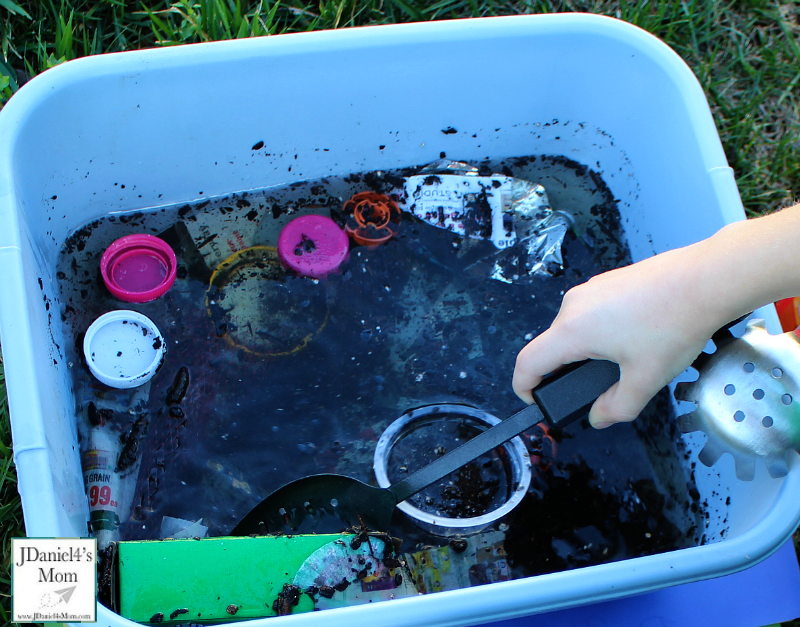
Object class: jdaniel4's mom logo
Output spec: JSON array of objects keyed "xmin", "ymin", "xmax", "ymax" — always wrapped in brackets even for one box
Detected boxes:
[{"xmin": 12, "ymin": 537, "xmax": 97, "ymax": 622}]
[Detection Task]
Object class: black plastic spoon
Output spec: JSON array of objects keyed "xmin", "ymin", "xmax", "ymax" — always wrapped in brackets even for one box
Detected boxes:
[{"xmin": 231, "ymin": 359, "xmax": 620, "ymax": 535}]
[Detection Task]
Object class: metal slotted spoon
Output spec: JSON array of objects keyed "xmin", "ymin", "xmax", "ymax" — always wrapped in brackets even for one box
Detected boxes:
[{"xmin": 676, "ymin": 319, "xmax": 800, "ymax": 481}]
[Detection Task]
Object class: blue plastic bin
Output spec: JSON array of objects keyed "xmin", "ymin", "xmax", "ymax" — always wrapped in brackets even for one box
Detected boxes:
[{"xmin": 1, "ymin": 13, "xmax": 799, "ymax": 627}]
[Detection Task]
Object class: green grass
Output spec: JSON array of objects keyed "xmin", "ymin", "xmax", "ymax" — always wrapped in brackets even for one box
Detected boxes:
[
  {"xmin": 0, "ymin": 357, "xmax": 24, "ymax": 626},
  {"xmin": 1, "ymin": 1, "xmax": 799, "ymax": 625},
  {"xmin": 2, "ymin": 1, "xmax": 798, "ymax": 214}
]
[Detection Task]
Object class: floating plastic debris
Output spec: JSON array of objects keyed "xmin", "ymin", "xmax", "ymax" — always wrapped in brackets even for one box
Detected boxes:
[
  {"xmin": 398, "ymin": 160, "xmax": 544, "ymax": 247},
  {"xmin": 205, "ymin": 246, "xmax": 328, "ymax": 356},
  {"xmin": 83, "ymin": 311, "xmax": 166, "ymax": 389},
  {"xmin": 277, "ymin": 215, "xmax": 350, "ymax": 278},
  {"xmin": 404, "ymin": 530, "xmax": 509, "ymax": 593},
  {"xmin": 79, "ymin": 384, "xmax": 152, "ymax": 549},
  {"xmin": 294, "ymin": 534, "xmax": 417, "ymax": 610},
  {"xmin": 397, "ymin": 160, "xmax": 572, "ymax": 279},
  {"xmin": 178, "ymin": 193, "xmax": 263, "ymax": 271},
  {"xmin": 491, "ymin": 210, "xmax": 575, "ymax": 282},
  {"xmin": 343, "ymin": 191, "xmax": 402, "ymax": 246},
  {"xmin": 101, "ymin": 234, "xmax": 177, "ymax": 303},
  {"xmin": 160, "ymin": 515, "xmax": 208, "ymax": 539}
]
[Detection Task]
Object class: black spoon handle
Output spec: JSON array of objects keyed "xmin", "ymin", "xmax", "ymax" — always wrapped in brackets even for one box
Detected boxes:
[{"xmin": 389, "ymin": 359, "xmax": 620, "ymax": 504}]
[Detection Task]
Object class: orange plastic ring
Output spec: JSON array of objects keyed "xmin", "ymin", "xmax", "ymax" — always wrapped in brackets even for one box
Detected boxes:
[{"xmin": 343, "ymin": 192, "xmax": 401, "ymax": 246}]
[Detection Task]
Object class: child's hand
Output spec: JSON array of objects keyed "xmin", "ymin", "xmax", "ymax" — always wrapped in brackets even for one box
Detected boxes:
[
  {"xmin": 512, "ymin": 244, "xmax": 735, "ymax": 428},
  {"xmin": 513, "ymin": 204, "xmax": 800, "ymax": 429}
]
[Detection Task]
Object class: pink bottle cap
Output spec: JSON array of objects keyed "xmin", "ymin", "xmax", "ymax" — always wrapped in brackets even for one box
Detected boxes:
[
  {"xmin": 277, "ymin": 215, "xmax": 349, "ymax": 279},
  {"xmin": 101, "ymin": 234, "xmax": 177, "ymax": 303}
]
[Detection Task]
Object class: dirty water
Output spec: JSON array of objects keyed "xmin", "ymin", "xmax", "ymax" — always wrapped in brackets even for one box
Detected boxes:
[{"xmin": 57, "ymin": 155, "xmax": 704, "ymax": 609}]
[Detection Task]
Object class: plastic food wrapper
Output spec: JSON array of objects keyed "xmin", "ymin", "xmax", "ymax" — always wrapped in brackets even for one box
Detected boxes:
[
  {"xmin": 404, "ymin": 530, "xmax": 509, "ymax": 594},
  {"xmin": 160, "ymin": 515, "xmax": 209, "ymax": 539},
  {"xmin": 396, "ymin": 160, "xmax": 572, "ymax": 279},
  {"xmin": 490, "ymin": 210, "xmax": 574, "ymax": 282},
  {"xmin": 293, "ymin": 535, "xmax": 418, "ymax": 610},
  {"xmin": 177, "ymin": 196, "xmax": 263, "ymax": 272}
]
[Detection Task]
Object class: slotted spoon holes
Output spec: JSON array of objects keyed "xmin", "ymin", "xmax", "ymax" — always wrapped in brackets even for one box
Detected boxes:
[
  {"xmin": 724, "ymin": 385, "xmax": 768, "ymax": 401},
  {"xmin": 722, "ymin": 370, "xmax": 789, "ymax": 429},
  {"xmin": 729, "ymin": 410, "xmax": 775, "ymax": 428}
]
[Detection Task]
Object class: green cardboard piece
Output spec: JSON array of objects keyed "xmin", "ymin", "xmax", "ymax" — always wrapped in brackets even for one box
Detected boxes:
[{"xmin": 118, "ymin": 534, "xmax": 355, "ymax": 624}]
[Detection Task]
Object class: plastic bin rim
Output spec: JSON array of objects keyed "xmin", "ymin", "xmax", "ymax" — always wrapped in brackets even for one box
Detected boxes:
[
  {"xmin": 0, "ymin": 12, "xmax": 727, "ymax": 253},
  {"xmin": 94, "ymin": 454, "xmax": 800, "ymax": 627},
  {"xmin": 0, "ymin": 11, "xmax": 778, "ymax": 623},
  {"xmin": 0, "ymin": 13, "xmax": 701, "ymax": 132},
  {"xmin": 96, "ymin": 482, "xmax": 800, "ymax": 627}
]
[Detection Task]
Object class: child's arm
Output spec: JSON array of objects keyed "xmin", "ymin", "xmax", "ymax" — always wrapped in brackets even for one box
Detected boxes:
[{"xmin": 512, "ymin": 203, "xmax": 800, "ymax": 428}]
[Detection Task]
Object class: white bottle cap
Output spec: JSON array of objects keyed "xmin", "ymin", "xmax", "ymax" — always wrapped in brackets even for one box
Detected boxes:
[{"xmin": 83, "ymin": 310, "xmax": 166, "ymax": 389}]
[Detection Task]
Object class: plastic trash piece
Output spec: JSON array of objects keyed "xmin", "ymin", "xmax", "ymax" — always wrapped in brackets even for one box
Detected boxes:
[
  {"xmin": 80, "ymin": 382, "xmax": 152, "ymax": 549},
  {"xmin": 177, "ymin": 196, "xmax": 262, "ymax": 271},
  {"xmin": 293, "ymin": 535, "xmax": 417, "ymax": 610},
  {"xmin": 277, "ymin": 214, "xmax": 350, "ymax": 278},
  {"xmin": 343, "ymin": 191, "xmax": 402, "ymax": 246},
  {"xmin": 101, "ymin": 234, "xmax": 177, "ymax": 302},
  {"xmin": 405, "ymin": 530, "xmax": 509, "ymax": 593},
  {"xmin": 491, "ymin": 210, "xmax": 575, "ymax": 282},
  {"xmin": 519, "ymin": 209, "xmax": 573, "ymax": 276},
  {"xmin": 83, "ymin": 310, "xmax": 166, "ymax": 389},
  {"xmin": 397, "ymin": 160, "xmax": 572, "ymax": 279},
  {"xmin": 161, "ymin": 516, "xmax": 209, "ymax": 539},
  {"xmin": 206, "ymin": 246, "xmax": 328, "ymax": 357},
  {"xmin": 373, "ymin": 405, "xmax": 532, "ymax": 536},
  {"xmin": 399, "ymin": 159, "xmax": 550, "ymax": 250}
]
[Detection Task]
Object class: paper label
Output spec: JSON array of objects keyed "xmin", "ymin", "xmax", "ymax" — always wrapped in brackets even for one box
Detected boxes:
[
  {"xmin": 180, "ymin": 200, "xmax": 262, "ymax": 271},
  {"xmin": 402, "ymin": 175, "xmax": 517, "ymax": 249},
  {"xmin": 81, "ymin": 431, "xmax": 121, "ymax": 535}
]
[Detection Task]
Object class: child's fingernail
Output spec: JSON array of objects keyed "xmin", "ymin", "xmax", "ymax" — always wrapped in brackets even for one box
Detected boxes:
[{"xmin": 593, "ymin": 421, "xmax": 613, "ymax": 429}]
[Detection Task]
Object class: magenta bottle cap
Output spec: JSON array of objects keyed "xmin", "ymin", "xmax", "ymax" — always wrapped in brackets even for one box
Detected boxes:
[
  {"xmin": 101, "ymin": 234, "xmax": 177, "ymax": 303},
  {"xmin": 277, "ymin": 215, "xmax": 349, "ymax": 279}
]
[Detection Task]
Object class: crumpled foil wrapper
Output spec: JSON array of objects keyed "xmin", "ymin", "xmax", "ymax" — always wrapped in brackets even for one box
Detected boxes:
[
  {"xmin": 418, "ymin": 159, "xmax": 480, "ymax": 176},
  {"xmin": 490, "ymin": 210, "xmax": 574, "ymax": 282},
  {"xmin": 402, "ymin": 160, "xmax": 573, "ymax": 280}
]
